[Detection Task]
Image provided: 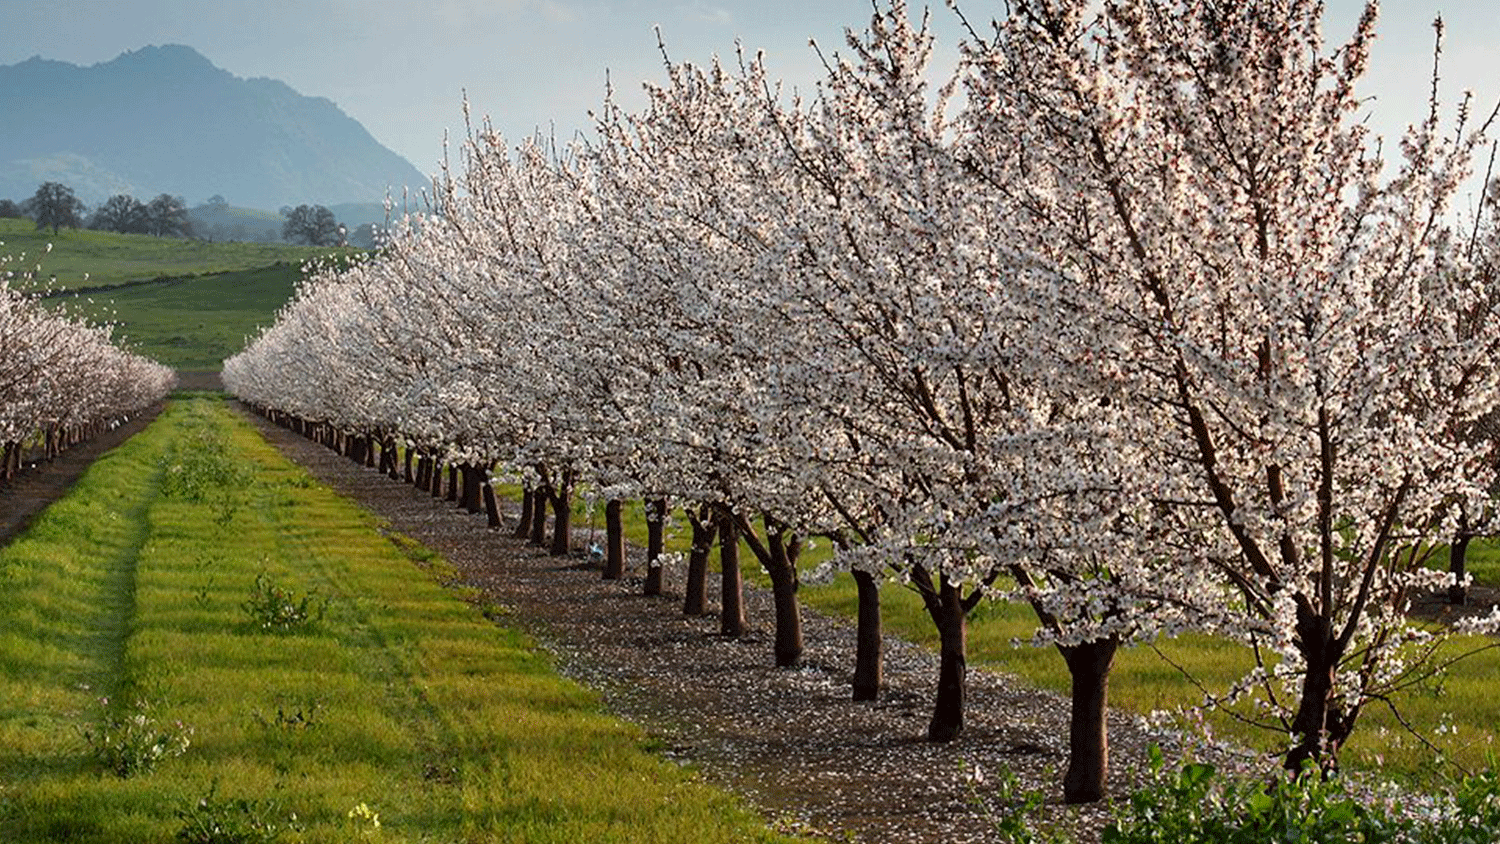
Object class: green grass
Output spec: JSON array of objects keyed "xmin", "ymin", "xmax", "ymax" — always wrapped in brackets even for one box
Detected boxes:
[
  {"xmin": 0, "ymin": 217, "xmax": 350, "ymax": 292},
  {"xmin": 51, "ymin": 263, "xmax": 306, "ymax": 369},
  {"xmin": 0, "ymin": 398, "xmax": 807, "ymax": 844}
]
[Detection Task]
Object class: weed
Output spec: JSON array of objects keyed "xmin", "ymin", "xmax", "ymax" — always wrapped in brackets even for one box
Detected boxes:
[
  {"xmin": 174, "ymin": 782, "xmax": 300, "ymax": 844},
  {"xmin": 242, "ymin": 571, "xmax": 326, "ymax": 630},
  {"xmin": 966, "ymin": 762, "xmax": 1071, "ymax": 844},
  {"xmin": 251, "ymin": 700, "xmax": 322, "ymax": 731},
  {"xmin": 80, "ymin": 697, "xmax": 193, "ymax": 778}
]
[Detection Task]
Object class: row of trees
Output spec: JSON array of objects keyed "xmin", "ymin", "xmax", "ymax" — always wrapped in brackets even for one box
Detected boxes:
[
  {"xmin": 0, "ymin": 257, "xmax": 176, "ymax": 482},
  {"xmin": 88, "ymin": 192, "xmax": 192, "ymax": 238},
  {"xmin": 225, "ymin": 0, "xmax": 1500, "ymax": 806}
]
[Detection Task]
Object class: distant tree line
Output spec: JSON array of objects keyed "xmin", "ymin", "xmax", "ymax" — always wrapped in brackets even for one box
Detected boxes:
[
  {"xmin": 1, "ymin": 182, "xmax": 366, "ymax": 246},
  {"xmin": 89, "ymin": 192, "xmax": 192, "ymax": 237}
]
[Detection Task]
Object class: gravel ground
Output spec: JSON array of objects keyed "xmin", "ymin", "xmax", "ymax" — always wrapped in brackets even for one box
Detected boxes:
[{"xmin": 239, "ymin": 405, "xmax": 1219, "ymax": 844}]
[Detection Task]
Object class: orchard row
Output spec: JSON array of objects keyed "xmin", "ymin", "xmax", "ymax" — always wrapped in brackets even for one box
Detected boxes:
[
  {"xmin": 0, "ymin": 248, "xmax": 175, "ymax": 481},
  {"xmin": 226, "ymin": 0, "xmax": 1500, "ymax": 804}
]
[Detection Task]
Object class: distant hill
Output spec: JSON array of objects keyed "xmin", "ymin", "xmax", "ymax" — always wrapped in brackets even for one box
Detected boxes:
[{"xmin": 0, "ymin": 45, "xmax": 428, "ymax": 210}]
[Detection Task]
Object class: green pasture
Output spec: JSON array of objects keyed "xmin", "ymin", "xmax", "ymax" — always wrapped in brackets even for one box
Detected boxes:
[
  {"xmin": 52, "ymin": 263, "xmax": 305, "ymax": 370},
  {"xmin": 0, "ymin": 398, "xmax": 805, "ymax": 843},
  {"xmin": 0, "ymin": 217, "xmax": 349, "ymax": 292}
]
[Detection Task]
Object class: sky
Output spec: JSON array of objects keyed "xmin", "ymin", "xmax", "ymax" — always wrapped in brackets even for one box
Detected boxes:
[{"xmin": 3, "ymin": 0, "xmax": 1499, "ymax": 206}]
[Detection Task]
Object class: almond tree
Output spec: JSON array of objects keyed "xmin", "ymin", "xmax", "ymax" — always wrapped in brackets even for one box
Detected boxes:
[{"xmin": 959, "ymin": 0, "xmax": 1500, "ymax": 773}]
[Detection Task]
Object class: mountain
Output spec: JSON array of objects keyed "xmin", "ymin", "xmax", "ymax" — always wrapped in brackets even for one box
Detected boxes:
[{"xmin": 0, "ymin": 45, "xmax": 427, "ymax": 210}]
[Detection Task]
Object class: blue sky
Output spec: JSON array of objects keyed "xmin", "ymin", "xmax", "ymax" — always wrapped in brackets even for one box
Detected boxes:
[{"xmin": 3, "ymin": 1, "xmax": 1498, "ymax": 207}]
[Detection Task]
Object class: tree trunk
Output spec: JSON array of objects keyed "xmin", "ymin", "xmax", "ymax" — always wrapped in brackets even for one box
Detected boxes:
[
  {"xmin": 515, "ymin": 487, "xmax": 535, "ymax": 539},
  {"xmin": 446, "ymin": 465, "xmax": 459, "ymax": 502},
  {"xmin": 530, "ymin": 481, "xmax": 550, "ymax": 547},
  {"xmin": 1451, "ymin": 531, "xmax": 1471, "ymax": 606},
  {"xmin": 644, "ymin": 498, "xmax": 667, "ymax": 596},
  {"xmin": 461, "ymin": 465, "xmax": 483, "ymax": 514},
  {"xmin": 683, "ymin": 509, "xmax": 715, "ymax": 616},
  {"xmin": 416, "ymin": 456, "xmax": 431, "ymax": 491},
  {"xmin": 431, "ymin": 459, "xmax": 444, "ymax": 499},
  {"xmin": 404, "ymin": 448, "xmax": 414, "ymax": 483},
  {"xmin": 548, "ymin": 473, "xmax": 573, "ymax": 556},
  {"xmin": 924, "ymin": 576, "xmax": 967, "ymax": 743},
  {"xmin": 484, "ymin": 482, "xmax": 502, "ymax": 528},
  {"xmin": 1285, "ymin": 620, "xmax": 1349, "ymax": 775},
  {"xmin": 603, "ymin": 499, "xmax": 626, "ymax": 580},
  {"xmin": 852, "ymin": 569, "xmax": 883, "ymax": 701},
  {"xmin": 1058, "ymin": 636, "xmax": 1119, "ymax": 804},
  {"xmin": 364, "ymin": 436, "xmax": 376, "ymax": 468},
  {"xmin": 764, "ymin": 526, "xmax": 804, "ymax": 667},
  {"xmin": 718, "ymin": 511, "xmax": 748, "ymax": 637}
]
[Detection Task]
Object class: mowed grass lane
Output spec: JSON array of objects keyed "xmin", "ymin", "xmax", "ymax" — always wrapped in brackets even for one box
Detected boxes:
[{"xmin": 0, "ymin": 398, "xmax": 805, "ymax": 843}]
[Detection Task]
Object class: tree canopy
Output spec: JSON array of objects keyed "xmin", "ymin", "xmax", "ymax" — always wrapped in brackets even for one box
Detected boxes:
[{"xmin": 24, "ymin": 182, "xmax": 85, "ymax": 234}]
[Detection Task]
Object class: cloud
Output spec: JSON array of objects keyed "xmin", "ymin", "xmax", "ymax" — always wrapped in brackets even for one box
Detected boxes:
[{"xmin": 679, "ymin": 0, "xmax": 732, "ymax": 26}]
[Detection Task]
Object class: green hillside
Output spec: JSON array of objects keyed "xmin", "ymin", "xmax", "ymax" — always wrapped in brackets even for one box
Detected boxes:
[
  {"xmin": 0, "ymin": 217, "xmax": 347, "ymax": 292},
  {"xmin": 50, "ymin": 264, "xmax": 304, "ymax": 370}
]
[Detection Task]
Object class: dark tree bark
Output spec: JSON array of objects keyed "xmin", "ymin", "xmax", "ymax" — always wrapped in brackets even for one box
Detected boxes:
[
  {"xmin": 546, "ymin": 469, "xmax": 575, "ymax": 556},
  {"xmin": 737, "ymin": 514, "xmax": 804, "ymax": 667},
  {"xmin": 404, "ymin": 448, "xmax": 414, "ymax": 483},
  {"xmin": 603, "ymin": 499, "xmax": 626, "ymax": 580},
  {"xmin": 515, "ymin": 487, "xmax": 535, "ymax": 539},
  {"xmin": 364, "ymin": 436, "xmax": 376, "ymax": 468},
  {"xmin": 529, "ymin": 479, "xmax": 550, "ymax": 547},
  {"xmin": 1284, "ymin": 611, "xmax": 1351, "ymax": 775},
  {"xmin": 718, "ymin": 510, "xmax": 748, "ymax": 637},
  {"xmin": 683, "ymin": 507, "xmax": 716, "ymax": 616},
  {"xmin": 483, "ymin": 482, "xmax": 503, "ymax": 528},
  {"xmin": 917, "ymin": 570, "xmax": 967, "ymax": 743},
  {"xmin": 416, "ymin": 456, "xmax": 431, "ymax": 491},
  {"xmin": 852, "ymin": 569, "xmax": 883, "ymax": 701},
  {"xmin": 1058, "ymin": 636, "xmax": 1119, "ymax": 804},
  {"xmin": 461, "ymin": 465, "xmax": 484, "ymax": 514},
  {"xmin": 377, "ymin": 438, "xmax": 393, "ymax": 476},
  {"xmin": 644, "ymin": 498, "xmax": 667, "ymax": 596},
  {"xmin": 430, "ymin": 459, "xmax": 445, "ymax": 499},
  {"xmin": 1451, "ymin": 523, "xmax": 1471, "ymax": 606},
  {"xmin": 446, "ymin": 465, "xmax": 459, "ymax": 502}
]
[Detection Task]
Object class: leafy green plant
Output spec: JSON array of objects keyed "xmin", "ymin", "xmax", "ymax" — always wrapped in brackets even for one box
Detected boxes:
[
  {"xmin": 175, "ymin": 782, "xmax": 300, "ymax": 844},
  {"xmin": 1428, "ymin": 764, "xmax": 1500, "ymax": 844},
  {"xmin": 1100, "ymin": 746, "xmax": 1431, "ymax": 844},
  {"xmin": 80, "ymin": 697, "xmax": 193, "ymax": 778},
  {"xmin": 967, "ymin": 762, "xmax": 1071, "ymax": 844},
  {"xmin": 242, "ymin": 571, "xmax": 326, "ymax": 630}
]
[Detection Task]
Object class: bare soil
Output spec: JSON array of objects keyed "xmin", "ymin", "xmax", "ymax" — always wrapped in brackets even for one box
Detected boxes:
[{"xmin": 237, "ymin": 405, "xmax": 1214, "ymax": 844}]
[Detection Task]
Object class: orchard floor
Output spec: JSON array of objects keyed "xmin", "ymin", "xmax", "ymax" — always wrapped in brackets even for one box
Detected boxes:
[
  {"xmin": 236, "ymin": 404, "xmax": 1208, "ymax": 844},
  {"xmin": 0, "ymin": 403, "xmax": 165, "ymax": 546}
]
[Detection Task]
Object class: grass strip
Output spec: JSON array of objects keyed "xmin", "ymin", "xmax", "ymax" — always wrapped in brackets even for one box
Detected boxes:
[{"xmin": 0, "ymin": 397, "xmax": 806, "ymax": 843}]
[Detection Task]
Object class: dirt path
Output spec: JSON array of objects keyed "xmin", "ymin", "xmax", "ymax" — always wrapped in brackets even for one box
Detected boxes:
[{"xmin": 237, "ymin": 405, "xmax": 1211, "ymax": 844}]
